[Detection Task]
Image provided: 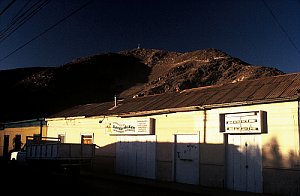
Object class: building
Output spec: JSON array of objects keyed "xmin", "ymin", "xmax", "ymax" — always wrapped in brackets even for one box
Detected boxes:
[
  {"xmin": 0, "ymin": 118, "xmax": 46, "ymax": 159},
  {"xmin": 2, "ymin": 72, "xmax": 300, "ymax": 195}
]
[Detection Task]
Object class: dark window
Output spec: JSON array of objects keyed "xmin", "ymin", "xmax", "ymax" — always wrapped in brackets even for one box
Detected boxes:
[
  {"xmin": 81, "ymin": 134, "xmax": 93, "ymax": 144},
  {"xmin": 58, "ymin": 134, "xmax": 65, "ymax": 143}
]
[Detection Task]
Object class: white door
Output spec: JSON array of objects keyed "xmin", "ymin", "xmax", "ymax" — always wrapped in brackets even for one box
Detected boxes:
[
  {"xmin": 227, "ymin": 134, "xmax": 262, "ymax": 193},
  {"xmin": 116, "ymin": 135, "xmax": 156, "ymax": 179},
  {"xmin": 174, "ymin": 134, "xmax": 199, "ymax": 184}
]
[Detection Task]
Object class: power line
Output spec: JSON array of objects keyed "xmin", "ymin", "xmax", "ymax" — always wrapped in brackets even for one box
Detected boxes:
[
  {"xmin": 10, "ymin": 0, "xmax": 31, "ymax": 21},
  {"xmin": 262, "ymin": 0, "xmax": 300, "ymax": 55},
  {"xmin": 0, "ymin": 0, "xmax": 93, "ymax": 63},
  {"xmin": 0, "ymin": 0, "xmax": 50, "ymax": 44},
  {"xmin": 0, "ymin": 0, "xmax": 16, "ymax": 16}
]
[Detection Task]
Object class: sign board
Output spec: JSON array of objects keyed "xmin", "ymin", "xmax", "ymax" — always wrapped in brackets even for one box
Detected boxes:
[
  {"xmin": 109, "ymin": 118, "xmax": 155, "ymax": 135},
  {"xmin": 219, "ymin": 111, "xmax": 267, "ymax": 134}
]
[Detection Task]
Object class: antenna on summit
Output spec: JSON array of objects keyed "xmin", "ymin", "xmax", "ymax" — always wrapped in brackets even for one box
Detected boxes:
[{"xmin": 137, "ymin": 43, "xmax": 140, "ymax": 49}]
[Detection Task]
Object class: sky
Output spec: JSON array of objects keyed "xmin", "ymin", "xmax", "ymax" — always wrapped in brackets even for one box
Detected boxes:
[{"xmin": 0, "ymin": 0, "xmax": 299, "ymax": 73}]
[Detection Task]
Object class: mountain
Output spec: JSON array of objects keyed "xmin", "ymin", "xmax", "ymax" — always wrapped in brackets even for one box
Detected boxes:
[
  {"xmin": 0, "ymin": 48, "xmax": 284, "ymax": 122},
  {"xmin": 118, "ymin": 48, "xmax": 284, "ymax": 98}
]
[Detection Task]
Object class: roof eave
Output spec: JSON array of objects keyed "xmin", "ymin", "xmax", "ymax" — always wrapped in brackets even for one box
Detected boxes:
[
  {"xmin": 116, "ymin": 106, "xmax": 204, "ymax": 117},
  {"xmin": 203, "ymin": 96, "xmax": 300, "ymax": 109},
  {"xmin": 115, "ymin": 96, "xmax": 300, "ymax": 117}
]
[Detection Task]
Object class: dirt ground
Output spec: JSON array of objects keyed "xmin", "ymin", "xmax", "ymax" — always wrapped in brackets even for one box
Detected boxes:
[{"xmin": 1, "ymin": 159, "xmax": 276, "ymax": 196}]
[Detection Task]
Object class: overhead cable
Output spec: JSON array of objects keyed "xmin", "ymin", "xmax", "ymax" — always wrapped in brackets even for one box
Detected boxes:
[
  {"xmin": 0, "ymin": 0, "xmax": 50, "ymax": 44},
  {"xmin": 262, "ymin": 0, "xmax": 300, "ymax": 55},
  {"xmin": 0, "ymin": 0, "xmax": 16, "ymax": 16},
  {"xmin": 0, "ymin": 0, "xmax": 93, "ymax": 63}
]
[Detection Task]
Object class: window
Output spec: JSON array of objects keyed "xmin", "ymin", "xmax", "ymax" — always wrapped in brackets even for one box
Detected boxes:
[
  {"xmin": 81, "ymin": 134, "xmax": 93, "ymax": 144},
  {"xmin": 58, "ymin": 134, "xmax": 65, "ymax": 143}
]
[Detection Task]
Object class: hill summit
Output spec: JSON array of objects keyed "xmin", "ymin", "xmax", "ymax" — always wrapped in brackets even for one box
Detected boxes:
[
  {"xmin": 0, "ymin": 48, "xmax": 284, "ymax": 122},
  {"xmin": 118, "ymin": 48, "xmax": 284, "ymax": 98}
]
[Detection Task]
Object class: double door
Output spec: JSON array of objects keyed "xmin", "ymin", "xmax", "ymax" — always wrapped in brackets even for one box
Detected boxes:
[
  {"xmin": 116, "ymin": 135, "xmax": 156, "ymax": 179},
  {"xmin": 227, "ymin": 134, "xmax": 262, "ymax": 193}
]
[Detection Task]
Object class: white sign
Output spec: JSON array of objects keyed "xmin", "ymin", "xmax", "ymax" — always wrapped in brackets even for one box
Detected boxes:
[
  {"xmin": 109, "ymin": 118, "xmax": 155, "ymax": 135},
  {"xmin": 220, "ymin": 111, "xmax": 267, "ymax": 134}
]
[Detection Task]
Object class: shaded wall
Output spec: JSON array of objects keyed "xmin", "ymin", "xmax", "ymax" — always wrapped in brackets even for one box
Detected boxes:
[{"xmin": 36, "ymin": 101, "xmax": 300, "ymax": 195}]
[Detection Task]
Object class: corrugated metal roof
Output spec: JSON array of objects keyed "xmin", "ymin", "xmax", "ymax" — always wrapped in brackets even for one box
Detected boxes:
[{"xmin": 49, "ymin": 72, "xmax": 300, "ymax": 118}]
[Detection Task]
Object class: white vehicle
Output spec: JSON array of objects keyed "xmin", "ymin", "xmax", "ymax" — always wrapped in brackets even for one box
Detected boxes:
[{"xmin": 10, "ymin": 136, "xmax": 96, "ymax": 172}]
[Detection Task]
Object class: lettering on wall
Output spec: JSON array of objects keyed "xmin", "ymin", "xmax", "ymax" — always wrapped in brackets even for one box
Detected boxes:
[
  {"xmin": 176, "ymin": 144, "xmax": 197, "ymax": 161},
  {"xmin": 108, "ymin": 118, "xmax": 155, "ymax": 135},
  {"xmin": 219, "ymin": 111, "xmax": 267, "ymax": 134}
]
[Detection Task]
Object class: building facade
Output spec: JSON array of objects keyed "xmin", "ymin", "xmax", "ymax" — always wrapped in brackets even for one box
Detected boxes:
[
  {"xmin": 0, "ymin": 118, "xmax": 46, "ymax": 159},
  {"xmin": 1, "ymin": 73, "xmax": 300, "ymax": 195}
]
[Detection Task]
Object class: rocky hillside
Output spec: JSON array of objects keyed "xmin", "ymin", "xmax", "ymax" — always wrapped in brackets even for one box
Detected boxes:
[
  {"xmin": 0, "ymin": 48, "xmax": 284, "ymax": 122},
  {"xmin": 119, "ymin": 48, "xmax": 284, "ymax": 98}
]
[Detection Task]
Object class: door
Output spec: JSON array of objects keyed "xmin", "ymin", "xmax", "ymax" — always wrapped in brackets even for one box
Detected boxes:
[
  {"xmin": 174, "ymin": 134, "xmax": 199, "ymax": 185},
  {"xmin": 14, "ymin": 134, "xmax": 22, "ymax": 151},
  {"xmin": 227, "ymin": 134, "xmax": 262, "ymax": 193},
  {"xmin": 3, "ymin": 135, "xmax": 9, "ymax": 159},
  {"xmin": 116, "ymin": 135, "xmax": 156, "ymax": 179}
]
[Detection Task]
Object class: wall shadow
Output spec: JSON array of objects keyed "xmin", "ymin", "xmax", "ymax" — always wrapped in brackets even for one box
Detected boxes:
[
  {"xmin": 262, "ymin": 137, "xmax": 300, "ymax": 196},
  {"xmin": 0, "ymin": 136, "xmax": 299, "ymax": 196},
  {"xmin": 92, "ymin": 137, "xmax": 299, "ymax": 196}
]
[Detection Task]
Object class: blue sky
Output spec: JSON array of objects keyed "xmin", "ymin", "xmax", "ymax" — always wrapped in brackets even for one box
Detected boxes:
[{"xmin": 0, "ymin": 0, "xmax": 299, "ymax": 73}]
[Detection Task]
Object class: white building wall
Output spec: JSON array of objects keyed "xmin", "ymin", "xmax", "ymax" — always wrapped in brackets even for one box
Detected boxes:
[
  {"xmin": 46, "ymin": 116, "xmax": 118, "ymax": 172},
  {"xmin": 203, "ymin": 101, "xmax": 300, "ymax": 195},
  {"xmin": 149, "ymin": 111, "xmax": 202, "ymax": 181},
  {"xmin": 45, "ymin": 100, "xmax": 300, "ymax": 195}
]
